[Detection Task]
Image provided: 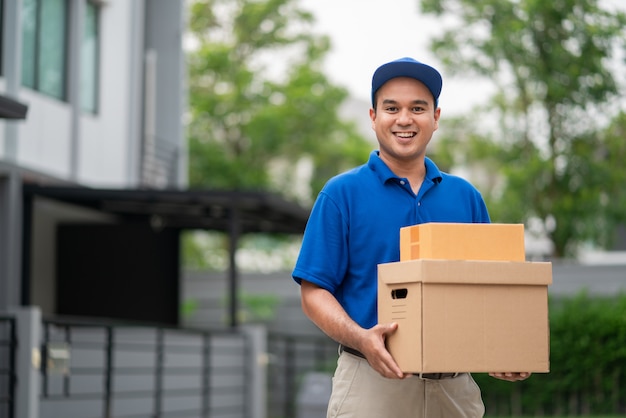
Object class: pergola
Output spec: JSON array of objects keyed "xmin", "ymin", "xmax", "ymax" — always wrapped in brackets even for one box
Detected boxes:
[{"xmin": 22, "ymin": 184, "xmax": 311, "ymax": 327}]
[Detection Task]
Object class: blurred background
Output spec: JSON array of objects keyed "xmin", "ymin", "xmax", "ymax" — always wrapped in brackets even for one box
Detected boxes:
[{"xmin": 1, "ymin": 0, "xmax": 625, "ymax": 417}]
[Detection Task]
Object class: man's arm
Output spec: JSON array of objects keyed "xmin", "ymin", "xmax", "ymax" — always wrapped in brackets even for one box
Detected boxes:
[{"xmin": 300, "ymin": 280, "xmax": 405, "ymax": 379}]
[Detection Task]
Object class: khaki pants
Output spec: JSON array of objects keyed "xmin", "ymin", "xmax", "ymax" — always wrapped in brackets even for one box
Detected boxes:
[{"xmin": 327, "ymin": 350, "xmax": 485, "ymax": 418}]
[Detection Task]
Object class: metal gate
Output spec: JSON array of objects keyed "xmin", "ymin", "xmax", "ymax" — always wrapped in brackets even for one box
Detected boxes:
[{"xmin": 39, "ymin": 318, "xmax": 250, "ymax": 418}]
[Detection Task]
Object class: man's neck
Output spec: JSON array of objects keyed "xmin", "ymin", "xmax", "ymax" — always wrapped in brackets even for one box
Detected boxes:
[{"xmin": 380, "ymin": 154, "xmax": 426, "ymax": 194}]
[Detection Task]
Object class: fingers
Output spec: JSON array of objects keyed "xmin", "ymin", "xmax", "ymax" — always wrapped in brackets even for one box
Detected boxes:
[
  {"xmin": 361, "ymin": 322, "xmax": 404, "ymax": 379},
  {"xmin": 489, "ymin": 372, "xmax": 532, "ymax": 381},
  {"xmin": 377, "ymin": 321, "xmax": 398, "ymax": 335},
  {"xmin": 363, "ymin": 338, "xmax": 404, "ymax": 379},
  {"xmin": 373, "ymin": 348, "xmax": 405, "ymax": 379}
]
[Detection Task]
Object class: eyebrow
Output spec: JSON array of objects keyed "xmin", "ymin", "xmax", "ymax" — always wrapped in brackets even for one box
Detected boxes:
[{"xmin": 381, "ymin": 99, "xmax": 430, "ymax": 107}]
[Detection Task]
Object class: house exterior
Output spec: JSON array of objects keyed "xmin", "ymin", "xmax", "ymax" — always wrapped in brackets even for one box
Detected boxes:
[
  {"xmin": 0, "ymin": 2, "xmax": 215, "ymax": 417},
  {"xmin": 0, "ymin": 3, "xmax": 315, "ymax": 417},
  {"xmin": 0, "ymin": 0, "xmax": 187, "ymax": 314}
]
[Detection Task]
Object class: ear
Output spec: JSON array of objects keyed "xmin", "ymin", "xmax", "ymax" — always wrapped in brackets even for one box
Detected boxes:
[
  {"xmin": 369, "ymin": 107, "xmax": 377, "ymax": 130},
  {"xmin": 433, "ymin": 107, "xmax": 441, "ymax": 131}
]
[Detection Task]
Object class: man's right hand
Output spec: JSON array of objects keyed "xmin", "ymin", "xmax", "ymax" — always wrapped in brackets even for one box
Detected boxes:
[
  {"xmin": 300, "ymin": 281, "xmax": 405, "ymax": 379},
  {"xmin": 357, "ymin": 322, "xmax": 406, "ymax": 379}
]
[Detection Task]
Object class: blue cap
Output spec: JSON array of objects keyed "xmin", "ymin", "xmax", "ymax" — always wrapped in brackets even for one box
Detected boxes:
[{"xmin": 371, "ymin": 57, "xmax": 442, "ymax": 107}]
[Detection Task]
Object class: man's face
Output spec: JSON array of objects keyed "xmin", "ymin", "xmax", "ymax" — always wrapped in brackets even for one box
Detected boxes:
[{"xmin": 370, "ymin": 77, "xmax": 440, "ymax": 165}]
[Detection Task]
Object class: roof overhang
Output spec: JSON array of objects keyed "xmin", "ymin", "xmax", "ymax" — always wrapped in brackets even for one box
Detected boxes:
[
  {"xmin": 0, "ymin": 94, "xmax": 28, "ymax": 119},
  {"xmin": 23, "ymin": 184, "xmax": 311, "ymax": 235}
]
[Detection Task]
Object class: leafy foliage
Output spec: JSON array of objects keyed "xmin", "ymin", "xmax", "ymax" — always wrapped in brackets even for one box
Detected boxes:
[
  {"xmin": 186, "ymin": 0, "xmax": 370, "ymax": 205},
  {"xmin": 421, "ymin": 0, "xmax": 626, "ymax": 257}
]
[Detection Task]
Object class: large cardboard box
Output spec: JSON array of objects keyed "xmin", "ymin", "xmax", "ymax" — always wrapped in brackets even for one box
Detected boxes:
[
  {"xmin": 400, "ymin": 223, "xmax": 525, "ymax": 262},
  {"xmin": 378, "ymin": 259, "xmax": 552, "ymax": 373}
]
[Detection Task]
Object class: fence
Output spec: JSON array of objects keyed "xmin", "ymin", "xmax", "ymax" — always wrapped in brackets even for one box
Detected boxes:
[
  {"xmin": 40, "ymin": 318, "xmax": 251, "ymax": 418},
  {"xmin": 0, "ymin": 316, "xmax": 17, "ymax": 418},
  {"xmin": 2, "ymin": 311, "xmax": 337, "ymax": 418},
  {"xmin": 7, "ymin": 293, "xmax": 626, "ymax": 417},
  {"xmin": 267, "ymin": 333, "xmax": 337, "ymax": 418}
]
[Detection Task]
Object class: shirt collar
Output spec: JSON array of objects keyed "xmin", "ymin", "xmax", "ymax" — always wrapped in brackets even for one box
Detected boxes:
[{"xmin": 367, "ymin": 150, "xmax": 443, "ymax": 185}]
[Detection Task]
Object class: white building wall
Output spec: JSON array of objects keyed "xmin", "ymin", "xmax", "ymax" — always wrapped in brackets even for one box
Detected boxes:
[
  {"xmin": 77, "ymin": 0, "xmax": 141, "ymax": 187},
  {"xmin": 1, "ymin": 0, "xmax": 185, "ymax": 188},
  {"xmin": 7, "ymin": 0, "xmax": 143, "ymax": 187},
  {"xmin": 16, "ymin": 91, "xmax": 72, "ymax": 179}
]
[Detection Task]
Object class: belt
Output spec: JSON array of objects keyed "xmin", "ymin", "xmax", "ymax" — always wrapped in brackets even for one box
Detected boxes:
[{"xmin": 339, "ymin": 345, "xmax": 460, "ymax": 380}]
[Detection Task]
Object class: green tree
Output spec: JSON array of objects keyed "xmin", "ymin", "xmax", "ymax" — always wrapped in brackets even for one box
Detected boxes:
[
  {"xmin": 187, "ymin": 0, "xmax": 370, "ymax": 204},
  {"xmin": 421, "ymin": 0, "xmax": 626, "ymax": 257},
  {"xmin": 184, "ymin": 0, "xmax": 372, "ymax": 273}
]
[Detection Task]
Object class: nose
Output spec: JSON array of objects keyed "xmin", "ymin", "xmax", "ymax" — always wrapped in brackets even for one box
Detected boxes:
[{"xmin": 396, "ymin": 109, "xmax": 412, "ymax": 125}]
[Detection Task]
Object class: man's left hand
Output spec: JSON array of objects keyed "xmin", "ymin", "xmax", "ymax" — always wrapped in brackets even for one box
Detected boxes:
[{"xmin": 489, "ymin": 372, "xmax": 532, "ymax": 382}]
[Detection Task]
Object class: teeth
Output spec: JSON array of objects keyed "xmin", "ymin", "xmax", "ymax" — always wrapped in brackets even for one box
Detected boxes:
[{"xmin": 396, "ymin": 132, "xmax": 414, "ymax": 138}]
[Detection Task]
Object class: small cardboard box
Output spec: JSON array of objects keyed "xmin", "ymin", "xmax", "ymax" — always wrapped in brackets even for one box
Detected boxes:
[
  {"xmin": 400, "ymin": 223, "xmax": 525, "ymax": 262},
  {"xmin": 378, "ymin": 259, "xmax": 552, "ymax": 373}
]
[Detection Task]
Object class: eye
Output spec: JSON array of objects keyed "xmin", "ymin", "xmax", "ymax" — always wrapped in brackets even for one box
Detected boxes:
[
  {"xmin": 385, "ymin": 106, "xmax": 398, "ymax": 112},
  {"xmin": 411, "ymin": 106, "xmax": 425, "ymax": 113}
]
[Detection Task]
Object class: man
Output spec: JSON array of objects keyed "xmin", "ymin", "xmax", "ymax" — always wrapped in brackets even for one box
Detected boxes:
[{"xmin": 292, "ymin": 57, "xmax": 530, "ymax": 417}]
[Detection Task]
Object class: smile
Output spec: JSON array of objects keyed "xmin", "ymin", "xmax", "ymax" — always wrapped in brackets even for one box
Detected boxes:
[{"xmin": 395, "ymin": 132, "xmax": 416, "ymax": 138}]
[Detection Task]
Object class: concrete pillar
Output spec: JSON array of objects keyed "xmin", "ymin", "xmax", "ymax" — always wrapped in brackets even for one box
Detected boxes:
[
  {"xmin": 241, "ymin": 324, "xmax": 268, "ymax": 418},
  {"xmin": 0, "ymin": 171, "xmax": 23, "ymax": 310},
  {"xmin": 67, "ymin": 0, "xmax": 85, "ymax": 181},
  {"xmin": 10, "ymin": 306, "xmax": 41, "ymax": 418}
]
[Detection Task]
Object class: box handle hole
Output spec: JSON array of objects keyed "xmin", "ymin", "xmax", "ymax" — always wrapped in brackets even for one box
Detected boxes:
[{"xmin": 391, "ymin": 288, "xmax": 408, "ymax": 299}]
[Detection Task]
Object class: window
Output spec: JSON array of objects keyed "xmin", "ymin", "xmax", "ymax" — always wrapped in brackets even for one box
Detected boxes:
[
  {"xmin": 21, "ymin": 0, "xmax": 38, "ymax": 89},
  {"xmin": 21, "ymin": 0, "xmax": 68, "ymax": 100},
  {"xmin": 21, "ymin": 0, "xmax": 100, "ymax": 112},
  {"xmin": 81, "ymin": 1, "xmax": 99, "ymax": 113}
]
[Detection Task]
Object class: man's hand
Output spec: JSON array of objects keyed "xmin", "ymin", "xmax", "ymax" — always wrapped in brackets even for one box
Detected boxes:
[
  {"xmin": 356, "ymin": 322, "xmax": 408, "ymax": 379},
  {"xmin": 300, "ymin": 281, "xmax": 406, "ymax": 379},
  {"xmin": 489, "ymin": 372, "xmax": 532, "ymax": 382}
]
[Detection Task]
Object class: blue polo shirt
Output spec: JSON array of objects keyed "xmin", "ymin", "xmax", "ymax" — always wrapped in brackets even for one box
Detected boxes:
[{"xmin": 292, "ymin": 150, "xmax": 490, "ymax": 329}]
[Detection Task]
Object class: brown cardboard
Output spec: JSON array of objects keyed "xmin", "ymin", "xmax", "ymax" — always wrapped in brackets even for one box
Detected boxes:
[
  {"xmin": 400, "ymin": 223, "xmax": 526, "ymax": 262},
  {"xmin": 378, "ymin": 259, "xmax": 552, "ymax": 373}
]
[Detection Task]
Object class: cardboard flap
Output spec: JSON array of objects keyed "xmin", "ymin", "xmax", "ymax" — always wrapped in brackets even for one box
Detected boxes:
[{"xmin": 378, "ymin": 259, "xmax": 552, "ymax": 286}]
